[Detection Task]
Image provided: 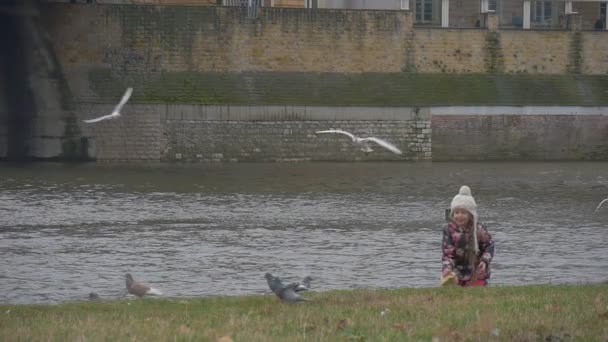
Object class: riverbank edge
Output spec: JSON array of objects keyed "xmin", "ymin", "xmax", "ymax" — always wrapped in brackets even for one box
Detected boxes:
[{"xmin": 1, "ymin": 283, "xmax": 607, "ymax": 341}]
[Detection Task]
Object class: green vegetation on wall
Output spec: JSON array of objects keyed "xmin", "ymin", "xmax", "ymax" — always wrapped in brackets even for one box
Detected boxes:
[
  {"xmin": 567, "ymin": 31, "xmax": 583, "ymax": 75},
  {"xmin": 89, "ymin": 68, "xmax": 608, "ymax": 106},
  {"xmin": 485, "ymin": 31, "xmax": 504, "ymax": 73}
]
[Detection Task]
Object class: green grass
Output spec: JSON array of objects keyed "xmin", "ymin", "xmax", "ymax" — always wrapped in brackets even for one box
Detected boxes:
[{"xmin": 1, "ymin": 284, "xmax": 607, "ymax": 341}]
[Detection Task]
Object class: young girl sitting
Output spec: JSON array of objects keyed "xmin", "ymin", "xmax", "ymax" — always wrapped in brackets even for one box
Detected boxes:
[{"xmin": 441, "ymin": 185, "xmax": 495, "ymax": 287}]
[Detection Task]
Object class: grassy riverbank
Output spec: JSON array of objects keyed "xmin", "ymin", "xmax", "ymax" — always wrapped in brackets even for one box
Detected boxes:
[{"xmin": 1, "ymin": 284, "xmax": 607, "ymax": 341}]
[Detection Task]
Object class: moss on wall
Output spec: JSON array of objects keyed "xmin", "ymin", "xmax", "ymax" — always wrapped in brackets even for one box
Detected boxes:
[
  {"xmin": 88, "ymin": 68, "xmax": 608, "ymax": 106},
  {"xmin": 567, "ymin": 31, "xmax": 583, "ymax": 75},
  {"xmin": 104, "ymin": 5, "xmax": 232, "ymax": 53},
  {"xmin": 485, "ymin": 31, "xmax": 504, "ymax": 73}
]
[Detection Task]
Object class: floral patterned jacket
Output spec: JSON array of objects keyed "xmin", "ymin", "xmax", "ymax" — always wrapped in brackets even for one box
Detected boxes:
[{"xmin": 442, "ymin": 221, "xmax": 495, "ymax": 282}]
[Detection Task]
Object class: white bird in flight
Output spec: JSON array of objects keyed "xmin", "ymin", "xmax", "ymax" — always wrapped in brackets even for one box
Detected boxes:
[
  {"xmin": 594, "ymin": 197, "xmax": 608, "ymax": 213},
  {"xmin": 315, "ymin": 129, "xmax": 402, "ymax": 155},
  {"xmin": 83, "ymin": 87, "xmax": 133, "ymax": 124}
]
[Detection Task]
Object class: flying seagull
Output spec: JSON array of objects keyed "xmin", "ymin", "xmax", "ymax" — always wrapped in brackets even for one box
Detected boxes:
[
  {"xmin": 83, "ymin": 87, "xmax": 133, "ymax": 123},
  {"xmin": 265, "ymin": 273, "xmax": 309, "ymax": 303},
  {"xmin": 594, "ymin": 197, "xmax": 608, "ymax": 213},
  {"xmin": 125, "ymin": 273, "xmax": 163, "ymax": 298},
  {"xmin": 315, "ymin": 129, "xmax": 402, "ymax": 155}
]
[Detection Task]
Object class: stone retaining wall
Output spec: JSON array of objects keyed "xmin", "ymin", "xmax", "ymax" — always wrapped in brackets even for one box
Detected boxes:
[{"xmin": 79, "ymin": 104, "xmax": 431, "ymax": 161}]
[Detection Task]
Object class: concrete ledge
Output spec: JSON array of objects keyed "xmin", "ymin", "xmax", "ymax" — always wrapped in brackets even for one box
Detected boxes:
[
  {"xmin": 158, "ymin": 104, "xmax": 427, "ymax": 121},
  {"xmin": 430, "ymin": 106, "xmax": 608, "ymax": 116}
]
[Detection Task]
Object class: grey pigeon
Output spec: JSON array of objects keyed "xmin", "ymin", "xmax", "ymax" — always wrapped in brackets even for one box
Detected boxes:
[
  {"xmin": 292, "ymin": 276, "xmax": 313, "ymax": 292},
  {"xmin": 265, "ymin": 273, "xmax": 283, "ymax": 294},
  {"xmin": 265, "ymin": 273, "xmax": 309, "ymax": 303},
  {"xmin": 125, "ymin": 273, "xmax": 163, "ymax": 297},
  {"xmin": 302, "ymin": 276, "xmax": 312, "ymax": 289}
]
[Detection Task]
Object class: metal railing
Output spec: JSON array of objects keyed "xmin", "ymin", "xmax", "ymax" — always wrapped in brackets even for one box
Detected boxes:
[{"xmin": 222, "ymin": 0, "xmax": 261, "ymax": 19}]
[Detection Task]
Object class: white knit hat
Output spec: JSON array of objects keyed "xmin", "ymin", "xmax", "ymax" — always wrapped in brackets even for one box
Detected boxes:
[{"xmin": 450, "ymin": 185, "xmax": 479, "ymax": 253}]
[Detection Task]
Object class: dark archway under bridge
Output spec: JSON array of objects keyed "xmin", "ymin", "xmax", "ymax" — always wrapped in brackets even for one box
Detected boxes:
[{"xmin": 0, "ymin": 0, "xmax": 89, "ymax": 162}]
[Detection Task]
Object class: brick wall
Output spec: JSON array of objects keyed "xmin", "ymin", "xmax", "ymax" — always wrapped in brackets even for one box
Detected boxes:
[
  {"xmin": 40, "ymin": 5, "xmax": 608, "ymax": 79},
  {"xmin": 410, "ymin": 29, "xmax": 488, "ymax": 72},
  {"xmin": 78, "ymin": 101, "xmax": 608, "ymax": 162},
  {"xmin": 432, "ymin": 113, "xmax": 608, "ymax": 161},
  {"xmin": 17, "ymin": 4, "xmax": 608, "ymax": 161},
  {"xmin": 79, "ymin": 104, "xmax": 430, "ymax": 161},
  {"xmin": 79, "ymin": 104, "xmax": 163, "ymax": 160},
  {"xmin": 582, "ymin": 31, "xmax": 608, "ymax": 74},
  {"xmin": 500, "ymin": 30, "xmax": 571, "ymax": 74}
]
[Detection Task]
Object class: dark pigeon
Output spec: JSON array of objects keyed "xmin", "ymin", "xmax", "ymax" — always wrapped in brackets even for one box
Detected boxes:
[
  {"xmin": 265, "ymin": 273, "xmax": 309, "ymax": 303},
  {"xmin": 265, "ymin": 273, "xmax": 283, "ymax": 294},
  {"xmin": 302, "ymin": 276, "xmax": 312, "ymax": 289},
  {"xmin": 88, "ymin": 292, "xmax": 100, "ymax": 300},
  {"xmin": 125, "ymin": 273, "xmax": 163, "ymax": 297}
]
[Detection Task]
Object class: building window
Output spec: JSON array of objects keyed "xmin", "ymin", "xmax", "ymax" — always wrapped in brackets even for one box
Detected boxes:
[
  {"xmin": 598, "ymin": 2, "xmax": 607, "ymax": 30},
  {"xmin": 533, "ymin": 1, "xmax": 552, "ymax": 25},
  {"xmin": 488, "ymin": 0, "xmax": 497, "ymax": 12},
  {"xmin": 305, "ymin": 0, "xmax": 318, "ymax": 8},
  {"xmin": 416, "ymin": 0, "xmax": 433, "ymax": 23}
]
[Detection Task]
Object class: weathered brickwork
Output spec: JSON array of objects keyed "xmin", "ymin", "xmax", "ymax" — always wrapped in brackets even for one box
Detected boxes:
[
  {"xmin": 42, "ymin": 5, "xmax": 410, "ymax": 76},
  {"xmin": 411, "ymin": 29, "xmax": 488, "ymax": 73},
  {"xmin": 41, "ymin": 4, "xmax": 608, "ymax": 80},
  {"xmin": 500, "ymin": 31, "xmax": 571, "ymax": 74},
  {"xmin": 432, "ymin": 114, "xmax": 608, "ymax": 161},
  {"xmin": 581, "ymin": 32, "xmax": 608, "ymax": 75},
  {"xmin": 77, "ymin": 104, "xmax": 430, "ymax": 161},
  {"xmin": 79, "ymin": 104, "xmax": 163, "ymax": 160},
  {"xmin": 164, "ymin": 120, "xmax": 429, "ymax": 162},
  {"xmin": 13, "ymin": 4, "xmax": 607, "ymax": 162}
]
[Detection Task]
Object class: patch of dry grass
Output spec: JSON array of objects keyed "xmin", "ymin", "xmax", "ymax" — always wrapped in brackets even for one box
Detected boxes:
[{"xmin": 1, "ymin": 284, "xmax": 607, "ymax": 341}]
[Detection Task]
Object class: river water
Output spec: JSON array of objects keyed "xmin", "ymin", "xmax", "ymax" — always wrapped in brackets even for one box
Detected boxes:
[{"xmin": 0, "ymin": 162, "xmax": 606, "ymax": 304}]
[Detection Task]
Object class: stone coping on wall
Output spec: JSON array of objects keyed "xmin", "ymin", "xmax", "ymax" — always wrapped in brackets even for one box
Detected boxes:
[
  {"xmin": 429, "ymin": 106, "xmax": 608, "ymax": 116},
  {"xmin": 160, "ymin": 105, "xmax": 428, "ymax": 121},
  {"xmin": 76, "ymin": 103, "xmax": 608, "ymax": 122}
]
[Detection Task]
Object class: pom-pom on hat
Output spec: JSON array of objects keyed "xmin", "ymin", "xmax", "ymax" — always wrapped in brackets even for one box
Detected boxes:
[
  {"xmin": 450, "ymin": 185, "xmax": 477, "ymax": 215},
  {"xmin": 450, "ymin": 185, "xmax": 479, "ymax": 253}
]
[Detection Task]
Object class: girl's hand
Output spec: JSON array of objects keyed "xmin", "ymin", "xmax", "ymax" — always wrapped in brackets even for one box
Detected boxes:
[
  {"xmin": 476, "ymin": 261, "xmax": 487, "ymax": 277},
  {"xmin": 441, "ymin": 271, "xmax": 457, "ymax": 286}
]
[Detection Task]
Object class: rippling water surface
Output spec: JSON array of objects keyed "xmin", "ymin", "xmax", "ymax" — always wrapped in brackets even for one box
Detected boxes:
[{"xmin": 1, "ymin": 162, "xmax": 607, "ymax": 304}]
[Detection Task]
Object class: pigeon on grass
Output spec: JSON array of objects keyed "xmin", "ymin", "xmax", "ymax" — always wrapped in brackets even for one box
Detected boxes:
[
  {"xmin": 125, "ymin": 273, "xmax": 163, "ymax": 298},
  {"xmin": 265, "ymin": 273, "xmax": 310, "ymax": 303}
]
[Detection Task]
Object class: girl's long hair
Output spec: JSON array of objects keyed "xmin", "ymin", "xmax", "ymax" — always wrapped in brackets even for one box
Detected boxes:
[{"xmin": 465, "ymin": 213, "xmax": 479, "ymax": 285}]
